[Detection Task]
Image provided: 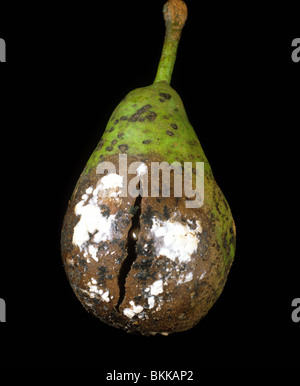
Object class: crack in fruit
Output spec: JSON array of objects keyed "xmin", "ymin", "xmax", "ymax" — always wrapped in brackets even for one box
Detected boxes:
[{"xmin": 116, "ymin": 194, "xmax": 142, "ymax": 311}]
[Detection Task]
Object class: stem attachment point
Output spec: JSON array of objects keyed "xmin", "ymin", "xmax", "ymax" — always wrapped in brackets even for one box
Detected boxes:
[{"xmin": 154, "ymin": 0, "xmax": 188, "ymax": 84}]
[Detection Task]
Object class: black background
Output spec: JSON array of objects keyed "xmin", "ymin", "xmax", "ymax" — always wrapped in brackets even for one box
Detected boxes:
[{"xmin": 0, "ymin": 0, "xmax": 299, "ymax": 369}]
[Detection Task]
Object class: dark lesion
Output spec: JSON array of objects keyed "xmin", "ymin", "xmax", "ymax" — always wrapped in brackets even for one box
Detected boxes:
[
  {"xmin": 88, "ymin": 229, "xmax": 98, "ymax": 239},
  {"xmin": 115, "ymin": 194, "xmax": 142, "ymax": 311},
  {"xmin": 159, "ymin": 93, "xmax": 171, "ymax": 102}
]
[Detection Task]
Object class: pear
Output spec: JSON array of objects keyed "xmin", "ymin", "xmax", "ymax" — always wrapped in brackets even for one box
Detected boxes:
[{"xmin": 61, "ymin": 0, "xmax": 236, "ymax": 335}]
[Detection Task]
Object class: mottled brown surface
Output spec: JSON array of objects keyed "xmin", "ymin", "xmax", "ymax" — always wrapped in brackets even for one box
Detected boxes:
[{"xmin": 61, "ymin": 153, "xmax": 235, "ymax": 335}]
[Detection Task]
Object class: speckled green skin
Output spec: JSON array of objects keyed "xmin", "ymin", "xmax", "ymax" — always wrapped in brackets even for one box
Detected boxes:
[
  {"xmin": 86, "ymin": 81, "xmax": 209, "ymax": 171},
  {"xmin": 83, "ymin": 80, "xmax": 235, "ymax": 270}
]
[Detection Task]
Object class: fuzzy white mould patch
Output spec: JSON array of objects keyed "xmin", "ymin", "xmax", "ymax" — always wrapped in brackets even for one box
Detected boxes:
[
  {"xmin": 148, "ymin": 296, "xmax": 155, "ymax": 309},
  {"xmin": 151, "ymin": 216, "xmax": 202, "ymax": 263},
  {"xmin": 150, "ymin": 279, "xmax": 164, "ymax": 296},
  {"xmin": 86, "ymin": 280, "xmax": 110, "ymax": 303},
  {"xmin": 136, "ymin": 163, "xmax": 148, "ymax": 176},
  {"xmin": 72, "ymin": 173, "xmax": 124, "ymax": 256},
  {"xmin": 123, "ymin": 301, "xmax": 144, "ymax": 319},
  {"xmin": 177, "ymin": 271, "xmax": 193, "ymax": 284}
]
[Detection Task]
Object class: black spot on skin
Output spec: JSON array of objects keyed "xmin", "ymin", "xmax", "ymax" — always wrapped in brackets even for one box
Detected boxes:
[
  {"xmin": 91, "ymin": 298, "xmax": 102, "ymax": 309},
  {"xmin": 134, "ymin": 295, "xmax": 143, "ymax": 303},
  {"xmin": 120, "ymin": 116, "xmax": 128, "ymax": 120},
  {"xmin": 128, "ymin": 114, "xmax": 139, "ymax": 122},
  {"xmin": 146, "ymin": 112, "xmax": 157, "ymax": 121},
  {"xmin": 171, "ymin": 123, "xmax": 178, "ymax": 130},
  {"xmin": 163, "ymin": 115, "xmax": 169, "ymax": 119},
  {"xmin": 77, "ymin": 256, "xmax": 88, "ymax": 271},
  {"xmin": 106, "ymin": 146, "xmax": 113, "ymax": 151},
  {"xmin": 174, "ymin": 108, "xmax": 178, "ymax": 112},
  {"xmin": 166, "ymin": 131, "xmax": 174, "ymax": 136},
  {"xmin": 137, "ymin": 105, "xmax": 152, "ymax": 115},
  {"xmin": 133, "ymin": 256, "xmax": 152, "ymax": 270},
  {"xmin": 115, "ymin": 255, "xmax": 124, "ymax": 265},
  {"xmin": 141, "ymin": 205, "xmax": 156, "ymax": 227},
  {"xmin": 100, "ymin": 205, "xmax": 110, "ymax": 218},
  {"xmin": 136, "ymin": 271, "xmax": 155, "ymax": 281},
  {"xmin": 159, "ymin": 98, "xmax": 165, "ymax": 102},
  {"xmin": 118, "ymin": 144, "xmax": 128, "ymax": 151},
  {"xmin": 129, "ymin": 105, "xmax": 152, "ymax": 122},
  {"xmin": 222, "ymin": 234, "xmax": 229, "ymax": 254},
  {"xmin": 117, "ymin": 132, "xmax": 124, "ymax": 138},
  {"xmin": 111, "ymin": 139, "xmax": 117, "ymax": 145},
  {"xmin": 163, "ymin": 206, "xmax": 170, "ymax": 220},
  {"xmin": 114, "ymin": 210, "xmax": 131, "ymax": 231},
  {"xmin": 88, "ymin": 230, "xmax": 98, "ymax": 239},
  {"xmin": 142, "ymin": 140, "xmax": 152, "ymax": 144},
  {"xmin": 98, "ymin": 266, "xmax": 113, "ymax": 283},
  {"xmin": 188, "ymin": 220, "xmax": 197, "ymax": 231},
  {"xmin": 223, "ymin": 198, "xmax": 229, "ymax": 210},
  {"xmin": 187, "ymin": 139, "xmax": 198, "ymax": 146},
  {"xmin": 114, "ymin": 120, "xmax": 119, "ymax": 125},
  {"xmin": 128, "ymin": 105, "xmax": 158, "ymax": 124},
  {"xmin": 108, "ymin": 127, "xmax": 114, "ymax": 132},
  {"xmin": 229, "ymin": 233, "xmax": 235, "ymax": 246},
  {"xmin": 138, "ymin": 258, "xmax": 154, "ymax": 270},
  {"xmin": 96, "ymin": 139, "xmax": 104, "ymax": 150},
  {"xmin": 159, "ymin": 93, "xmax": 171, "ymax": 100},
  {"xmin": 77, "ymin": 289, "xmax": 90, "ymax": 305}
]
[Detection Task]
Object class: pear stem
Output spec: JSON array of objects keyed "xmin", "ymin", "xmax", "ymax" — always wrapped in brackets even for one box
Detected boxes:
[{"xmin": 154, "ymin": 0, "xmax": 188, "ymax": 84}]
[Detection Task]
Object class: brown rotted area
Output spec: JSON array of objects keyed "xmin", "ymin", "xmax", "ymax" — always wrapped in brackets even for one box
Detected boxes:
[
  {"xmin": 121, "ymin": 194, "xmax": 224, "ymax": 334},
  {"xmin": 61, "ymin": 153, "xmax": 232, "ymax": 335}
]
